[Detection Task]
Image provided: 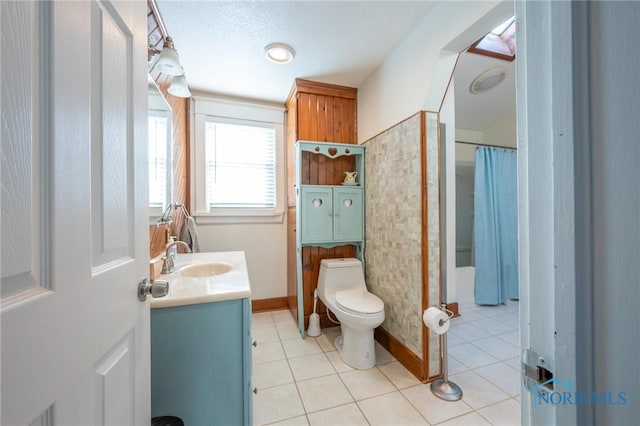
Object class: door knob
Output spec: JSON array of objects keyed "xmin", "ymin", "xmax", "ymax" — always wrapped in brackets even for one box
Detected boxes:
[{"xmin": 138, "ymin": 278, "xmax": 169, "ymax": 301}]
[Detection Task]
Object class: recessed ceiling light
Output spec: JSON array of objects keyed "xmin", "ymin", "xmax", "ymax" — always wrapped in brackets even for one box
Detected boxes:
[
  {"xmin": 264, "ymin": 43, "xmax": 295, "ymax": 64},
  {"xmin": 470, "ymin": 67, "xmax": 507, "ymax": 94}
]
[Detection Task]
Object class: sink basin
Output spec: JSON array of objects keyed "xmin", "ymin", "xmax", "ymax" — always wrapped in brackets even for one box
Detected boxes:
[{"xmin": 179, "ymin": 262, "xmax": 232, "ymax": 277}]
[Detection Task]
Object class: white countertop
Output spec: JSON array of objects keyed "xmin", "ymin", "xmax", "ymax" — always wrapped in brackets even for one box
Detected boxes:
[{"xmin": 150, "ymin": 251, "xmax": 252, "ymax": 309}]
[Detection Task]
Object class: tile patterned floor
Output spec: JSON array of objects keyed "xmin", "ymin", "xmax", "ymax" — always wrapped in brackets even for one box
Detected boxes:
[{"xmin": 252, "ymin": 300, "xmax": 520, "ymax": 426}]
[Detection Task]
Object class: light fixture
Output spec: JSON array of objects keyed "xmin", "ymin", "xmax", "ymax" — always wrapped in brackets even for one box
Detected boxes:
[
  {"xmin": 264, "ymin": 43, "xmax": 295, "ymax": 64},
  {"xmin": 167, "ymin": 74, "xmax": 191, "ymax": 98},
  {"xmin": 470, "ymin": 67, "xmax": 507, "ymax": 94},
  {"xmin": 152, "ymin": 36, "xmax": 184, "ymax": 76}
]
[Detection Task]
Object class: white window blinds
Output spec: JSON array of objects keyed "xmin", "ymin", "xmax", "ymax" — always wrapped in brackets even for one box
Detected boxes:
[{"xmin": 204, "ymin": 121, "xmax": 276, "ymax": 209}]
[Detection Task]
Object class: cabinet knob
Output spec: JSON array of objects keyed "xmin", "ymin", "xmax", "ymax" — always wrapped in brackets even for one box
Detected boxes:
[
  {"xmin": 252, "ymin": 340, "xmax": 257, "ymax": 347},
  {"xmin": 253, "ymin": 387, "xmax": 258, "ymax": 394}
]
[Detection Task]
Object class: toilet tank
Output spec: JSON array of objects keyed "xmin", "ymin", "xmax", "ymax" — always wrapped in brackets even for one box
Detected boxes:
[{"xmin": 317, "ymin": 258, "xmax": 365, "ymax": 299}]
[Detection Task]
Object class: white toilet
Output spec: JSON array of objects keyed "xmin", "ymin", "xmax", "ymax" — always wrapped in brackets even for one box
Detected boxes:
[{"xmin": 317, "ymin": 258, "xmax": 385, "ymax": 369}]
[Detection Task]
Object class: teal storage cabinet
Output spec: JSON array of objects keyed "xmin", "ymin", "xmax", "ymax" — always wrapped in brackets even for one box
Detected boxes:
[
  {"xmin": 300, "ymin": 185, "xmax": 363, "ymax": 243},
  {"xmin": 151, "ymin": 298, "xmax": 252, "ymax": 425},
  {"xmin": 333, "ymin": 186, "xmax": 363, "ymax": 241},
  {"xmin": 294, "ymin": 141, "xmax": 366, "ymax": 336}
]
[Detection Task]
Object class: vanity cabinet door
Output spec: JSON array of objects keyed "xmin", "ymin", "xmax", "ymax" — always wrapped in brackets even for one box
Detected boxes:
[
  {"xmin": 301, "ymin": 186, "xmax": 333, "ymax": 242},
  {"xmin": 333, "ymin": 187, "xmax": 363, "ymax": 241},
  {"xmin": 151, "ymin": 298, "xmax": 252, "ymax": 425}
]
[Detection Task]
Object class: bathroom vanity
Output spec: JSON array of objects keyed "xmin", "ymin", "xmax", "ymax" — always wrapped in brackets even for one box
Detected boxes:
[{"xmin": 150, "ymin": 251, "xmax": 252, "ymax": 425}]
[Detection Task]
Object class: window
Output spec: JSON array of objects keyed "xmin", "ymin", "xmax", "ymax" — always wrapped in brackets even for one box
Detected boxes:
[
  {"xmin": 148, "ymin": 112, "xmax": 171, "ymax": 216},
  {"xmin": 205, "ymin": 122, "xmax": 276, "ymax": 209},
  {"xmin": 192, "ymin": 97, "xmax": 285, "ymax": 223},
  {"xmin": 467, "ymin": 16, "xmax": 516, "ymax": 61}
]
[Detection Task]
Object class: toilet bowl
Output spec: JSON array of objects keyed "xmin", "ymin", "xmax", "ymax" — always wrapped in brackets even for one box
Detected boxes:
[{"xmin": 317, "ymin": 258, "xmax": 385, "ymax": 369}]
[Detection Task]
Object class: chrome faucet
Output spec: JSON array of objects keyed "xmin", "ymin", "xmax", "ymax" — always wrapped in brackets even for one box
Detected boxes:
[{"xmin": 161, "ymin": 240, "xmax": 192, "ymax": 274}]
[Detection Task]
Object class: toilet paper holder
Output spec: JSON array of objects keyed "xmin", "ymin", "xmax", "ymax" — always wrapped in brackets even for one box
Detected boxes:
[
  {"xmin": 426, "ymin": 303, "xmax": 463, "ymax": 401},
  {"xmin": 435, "ymin": 305, "xmax": 455, "ymax": 325}
]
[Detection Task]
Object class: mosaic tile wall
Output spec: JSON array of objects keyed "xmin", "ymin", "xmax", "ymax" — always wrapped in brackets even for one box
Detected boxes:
[
  {"xmin": 363, "ymin": 113, "xmax": 424, "ymax": 358},
  {"xmin": 425, "ymin": 111, "xmax": 442, "ymax": 378}
]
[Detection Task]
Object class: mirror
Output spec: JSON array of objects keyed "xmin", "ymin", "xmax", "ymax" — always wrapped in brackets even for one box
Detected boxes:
[{"xmin": 148, "ymin": 75, "xmax": 173, "ymax": 224}]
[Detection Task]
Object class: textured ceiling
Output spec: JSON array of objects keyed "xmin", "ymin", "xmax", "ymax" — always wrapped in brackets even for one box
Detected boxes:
[
  {"xmin": 454, "ymin": 51, "xmax": 516, "ymax": 131},
  {"xmin": 155, "ymin": 1, "xmax": 436, "ymax": 104},
  {"xmin": 155, "ymin": 1, "xmax": 515, "ymax": 130}
]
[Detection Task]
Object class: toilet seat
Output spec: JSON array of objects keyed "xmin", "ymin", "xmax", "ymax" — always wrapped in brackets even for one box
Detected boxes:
[{"xmin": 335, "ymin": 288, "xmax": 384, "ymax": 314}]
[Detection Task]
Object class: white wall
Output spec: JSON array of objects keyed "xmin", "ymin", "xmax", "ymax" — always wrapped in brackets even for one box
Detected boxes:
[
  {"xmin": 482, "ymin": 108, "xmax": 517, "ymax": 147},
  {"xmin": 440, "ymin": 84, "xmax": 457, "ymax": 304},
  {"xmin": 357, "ymin": 0, "xmax": 510, "ymax": 143},
  {"xmin": 196, "ymin": 221, "xmax": 287, "ymax": 299}
]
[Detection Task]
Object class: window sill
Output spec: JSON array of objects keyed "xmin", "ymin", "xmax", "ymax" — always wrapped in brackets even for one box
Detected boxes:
[{"xmin": 194, "ymin": 211, "xmax": 285, "ymax": 225}]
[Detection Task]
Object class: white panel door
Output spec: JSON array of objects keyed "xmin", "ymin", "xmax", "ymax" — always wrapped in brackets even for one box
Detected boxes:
[{"xmin": 1, "ymin": 1, "xmax": 149, "ymax": 425}]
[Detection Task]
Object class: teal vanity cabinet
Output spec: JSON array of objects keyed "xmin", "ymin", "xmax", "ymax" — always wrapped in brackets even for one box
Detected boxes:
[{"xmin": 151, "ymin": 298, "xmax": 252, "ymax": 425}]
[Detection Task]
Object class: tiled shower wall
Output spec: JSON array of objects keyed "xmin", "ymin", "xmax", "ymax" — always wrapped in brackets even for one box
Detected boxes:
[
  {"xmin": 363, "ymin": 112, "xmax": 441, "ymax": 376},
  {"xmin": 424, "ymin": 111, "xmax": 442, "ymax": 378},
  {"xmin": 364, "ymin": 113, "xmax": 424, "ymax": 357}
]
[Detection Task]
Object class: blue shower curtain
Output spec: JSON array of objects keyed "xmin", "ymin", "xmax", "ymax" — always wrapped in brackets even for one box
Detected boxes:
[{"xmin": 473, "ymin": 147, "xmax": 518, "ymax": 305}]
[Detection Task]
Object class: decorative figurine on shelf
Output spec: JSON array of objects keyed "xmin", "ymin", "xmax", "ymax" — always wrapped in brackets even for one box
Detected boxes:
[{"xmin": 343, "ymin": 171, "xmax": 358, "ymax": 185}]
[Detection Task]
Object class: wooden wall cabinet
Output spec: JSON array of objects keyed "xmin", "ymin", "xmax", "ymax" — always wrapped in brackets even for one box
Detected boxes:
[{"xmin": 285, "ymin": 79, "xmax": 358, "ymax": 332}]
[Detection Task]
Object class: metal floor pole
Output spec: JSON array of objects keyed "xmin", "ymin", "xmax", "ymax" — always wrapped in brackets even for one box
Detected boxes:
[{"xmin": 430, "ymin": 324, "xmax": 463, "ymax": 401}]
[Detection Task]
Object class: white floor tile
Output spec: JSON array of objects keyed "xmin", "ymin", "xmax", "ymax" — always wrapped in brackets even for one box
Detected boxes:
[
  {"xmin": 253, "ymin": 341, "xmax": 286, "ymax": 365},
  {"xmin": 253, "ymin": 359, "xmax": 294, "ymax": 389},
  {"xmin": 504, "ymin": 356, "xmax": 520, "ymax": 370},
  {"xmin": 377, "ymin": 362, "xmax": 421, "ymax": 389},
  {"xmin": 472, "ymin": 305, "xmax": 509, "ymax": 319},
  {"xmin": 278, "ymin": 324, "xmax": 304, "ymax": 341},
  {"xmin": 357, "ymin": 392, "xmax": 429, "ymax": 426},
  {"xmin": 453, "ymin": 309, "xmax": 487, "ymax": 323},
  {"xmin": 476, "ymin": 398, "xmax": 521, "ymax": 426},
  {"xmin": 492, "ymin": 312, "xmax": 519, "ymax": 327},
  {"xmin": 449, "ymin": 323, "xmax": 491, "ymax": 342},
  {"xmin": 265, "ymin": 415, "xmax": 309, "ymax": 426},
  {"xmin": 504, "ymin": 301, "xmax": 520, "ymax": 312},
  {"xmin": 448, "ymin": 343, "xmax": 498, "ymax": 369},
  {"xmin": 296, "ymin": 375, "xmax": 354, "ymax": 413},
  {"xmin": 325, "ymin": 351, "xmax": 355, "ymax": 373},
  {"xmin": 474, "ymin": 362, "xmax": 522, "ymax": 397},
  {"xmin": 497, "ymin": 330, "xmax": 520, "ymax": 347},
  {"xmin": 321, "ymin": 326, "xmax": 341, "ymax": 338},
  {"xmin": 307, "ymin": 403, "xmax": 368, "ymax": 426},
  {"xmin": 253, "ymin": 383, "xmax": 305, "ymax": 425},
  {"xmin": 282, "ymin": 338, "xmax": 323, "ymax": 358},
  {"xmin": 375, "ymin": 342, "xmax": 395, "ymax": 365},
  {"xmin": 472, "ymin": 336, "xmax": 519, "ymax": 361},
  {"xmin": 471, "ymin": 317, "xmax": 517, "ymax": 335},
  {"xmin": 446, "ymin": 355, "xmax": 468, "ymax": 375},
  {"xmin": 436, "ymin": 412, "xmax": 491, "ymax": 426},
  {"xmin": 288, "ymin": 353, "xmax": 336, "ymax": 382},
  {"xmin": 253, "ymin": 312, "xmax": 276, "ymax": 330},
  {"xmin": 447, "ymin": 331, "xmax": 467, "ymax": 347},
  {"xmin": 272, "ymin": 309, "xmax": 297, "ymax": 326},
  {"xmin": 314, "ymin": 333, "xmax": 337, "ymax": 352},
  {"xmin": 252, "ymin": 327, "xmax": 281, "ymax": 344},
  {"xmin": 339, "ymin": 368, "xmax": 396, "ymax": 400},
  {"xmin": 449, "ymin": 370, "xmax": 510, "ymax": 410},
  {"xmin": 249, "ymin": 301, "xmax": 521, "ymax": 425},
  {"xmin": 401, "ymin": 384, "xmax": 473, "ymax": 425}
]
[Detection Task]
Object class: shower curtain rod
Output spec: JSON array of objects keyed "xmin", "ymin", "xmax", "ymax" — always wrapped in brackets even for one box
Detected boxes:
[{"xmin": 455, "ymin": 141, "xmax": 517, "ymax": 150}]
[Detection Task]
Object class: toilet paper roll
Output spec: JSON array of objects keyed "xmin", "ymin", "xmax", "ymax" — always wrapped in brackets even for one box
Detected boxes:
[{"xmin": 423, "ymin": 307, "xmax": 450, "ymax": 335}]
